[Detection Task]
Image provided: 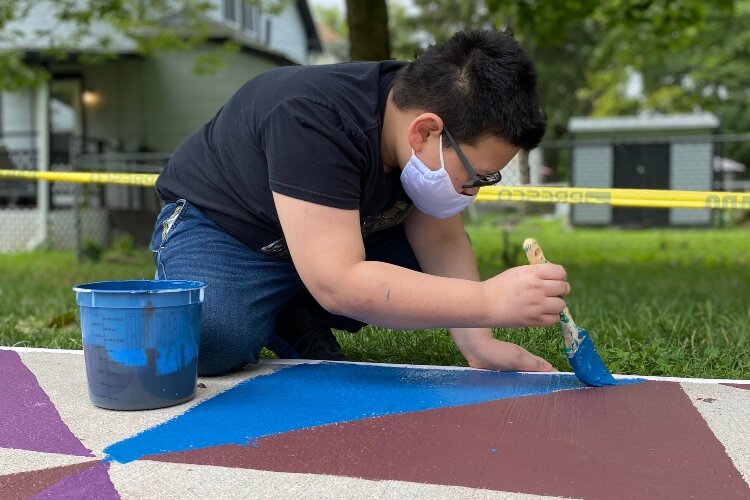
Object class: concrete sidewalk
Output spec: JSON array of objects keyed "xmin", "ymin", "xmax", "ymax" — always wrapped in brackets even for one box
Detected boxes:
[{"xmin": 1, "ymin": 346, "xmax": 749, "ymax": 499}]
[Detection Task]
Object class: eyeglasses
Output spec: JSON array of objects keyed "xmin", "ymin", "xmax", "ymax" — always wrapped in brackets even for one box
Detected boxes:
[{"xmin": 443, "ymin": 127, "xmax": 503, "ymax": 189}]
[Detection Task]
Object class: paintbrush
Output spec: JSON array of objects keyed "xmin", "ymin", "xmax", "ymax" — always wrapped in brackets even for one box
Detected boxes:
[{"xmin": 523, "ymin": 238, "xmax": 618, "ymax": 387}]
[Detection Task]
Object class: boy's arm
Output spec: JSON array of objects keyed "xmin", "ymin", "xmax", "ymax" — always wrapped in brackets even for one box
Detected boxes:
[
  {"xmin": 403, "ymin": 209, "xmax": 556, "ymax": 371},
  {"xmin": 273, "ymin": 192, "xmax": 567, "ymax": 332}
]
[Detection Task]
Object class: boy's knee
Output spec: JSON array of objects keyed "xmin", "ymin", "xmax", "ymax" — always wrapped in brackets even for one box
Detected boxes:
[{"xmin": 196, "ymin": 326, "xmax": 264, "ymax": 377}]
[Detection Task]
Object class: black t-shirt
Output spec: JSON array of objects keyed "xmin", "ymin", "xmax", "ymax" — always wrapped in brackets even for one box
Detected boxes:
[{"xmin": 155, "ymin": 61, "xmax": 413, "ymax": 259}]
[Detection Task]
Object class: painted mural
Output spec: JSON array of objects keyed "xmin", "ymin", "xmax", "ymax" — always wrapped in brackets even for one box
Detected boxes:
[{"xmin": 1, "ymin": 347, "xmax": 749, "ymax": 499}]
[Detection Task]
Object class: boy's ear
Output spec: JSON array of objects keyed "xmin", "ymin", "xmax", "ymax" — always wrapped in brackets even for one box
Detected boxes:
[{"xmin": 407, "ymin": 113, "xmax": 443, "ymax": 153}]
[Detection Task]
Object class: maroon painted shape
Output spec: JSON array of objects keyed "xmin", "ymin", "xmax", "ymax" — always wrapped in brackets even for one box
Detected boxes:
[
  {"xmin": 723, "ymin": 383, "xmax": 750, "ymax": 391},
  {"xmin": 0, "ymin": 461, "xmax": 96, "ymax": 500},
  {"xmin": 0, "ymin": 350, "xmax": 91, "ymax": 456},
  {"xmin": 149, "ymin": 381, "xmax": 750, "ymax": 499},
  {"xmin": 30, "ymin": 461, "xmax": 119, "ymax": 499}
]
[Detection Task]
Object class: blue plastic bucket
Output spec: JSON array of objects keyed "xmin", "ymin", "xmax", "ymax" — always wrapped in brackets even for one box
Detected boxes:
[{"xmin": 73, "ymin": 280, "xmax": 206, "ymax": 410}]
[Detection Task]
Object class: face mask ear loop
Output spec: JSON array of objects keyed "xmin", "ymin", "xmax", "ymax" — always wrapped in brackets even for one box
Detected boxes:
[{"xmin": 438, "ymin": 134, "xmax": 446, "ymax": 170}]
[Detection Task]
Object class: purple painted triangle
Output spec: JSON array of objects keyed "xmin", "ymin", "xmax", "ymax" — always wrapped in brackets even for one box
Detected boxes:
[
  {"xmin": 0, "ymin": 349, "xmax": 92, "ymax": 456},
  {"xmin": 30, "ymin": 461, "xmax": 119, "ymax": 499}
]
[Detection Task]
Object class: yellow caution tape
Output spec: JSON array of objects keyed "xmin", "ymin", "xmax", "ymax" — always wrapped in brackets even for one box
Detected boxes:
[
  {"xmin": 1, "ymin": 169, "xmax": 748, "ymax": 210},
  {"xmin": 476, "ymin": 185, "xmax": 750, "ymax": 210},
  {"xmin": 0, "ymin": 170, "xmax": 158, "ymax": 187}
]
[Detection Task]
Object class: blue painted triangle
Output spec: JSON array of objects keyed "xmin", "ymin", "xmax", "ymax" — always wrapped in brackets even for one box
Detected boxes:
[{"xmin": 104, "ymin": 362, "xmax": 593, "ymax": 463}]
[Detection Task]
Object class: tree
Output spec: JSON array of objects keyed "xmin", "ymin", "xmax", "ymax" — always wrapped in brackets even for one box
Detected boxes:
[
  {"xmin": 641, "ymin": 0, "xmax": 750, "ymax": 168},
  {"xmin": 346, "ymin": 0, "xmax": 391, "ymax": 60},
  {"xmin": 581, "ymin": 1, "xmax": 749, "ymax": 167}
]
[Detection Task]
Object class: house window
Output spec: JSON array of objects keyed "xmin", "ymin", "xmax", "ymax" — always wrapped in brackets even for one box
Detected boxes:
[
  {"xmin": 242, "ymin": 1, "xmax": 260, "ymax": 36},
  {"xmin": 223, "ymin": 0, "xmax": 236, "ymax": 22},
  {"xmin": 223, "ymin": 0, "xmax": 261, "ymax": 38},
  {"xmin": 242, "ymin": 2, "xmax": 256, "ymax": 31}
]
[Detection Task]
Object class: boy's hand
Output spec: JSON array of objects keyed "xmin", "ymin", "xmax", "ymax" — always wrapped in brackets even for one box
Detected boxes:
[
  {"xmin": 483, "ymin": 264, "xmax": 569, "ymax": 327},
  {"xmin": 464, "ymin": 337, "xmax": 557, "ymax": 372}
]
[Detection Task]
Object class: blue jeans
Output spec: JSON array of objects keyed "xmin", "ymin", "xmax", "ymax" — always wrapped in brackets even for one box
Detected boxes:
[{"xmin": 150, "ymin": 200, "xmax": 420, "ymax": 376}]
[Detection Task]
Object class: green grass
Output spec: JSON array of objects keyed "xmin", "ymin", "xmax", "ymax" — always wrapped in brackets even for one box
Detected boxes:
[
  {"xmin": 0, "ymin": 250, "xmax": 155, "ymax": 349},
  {"xmin": 1, "ymin": 217, "xmax": 749, "ymax": 379}
]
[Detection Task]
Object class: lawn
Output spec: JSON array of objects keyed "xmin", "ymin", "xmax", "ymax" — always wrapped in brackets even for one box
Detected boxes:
[{"xmin": 1, "ymin": 216, "xmax": 748, "ymax": 379}]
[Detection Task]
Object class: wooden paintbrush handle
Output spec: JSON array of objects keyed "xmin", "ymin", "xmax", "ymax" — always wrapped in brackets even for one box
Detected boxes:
[
  {"xmin": 523, "ymin": 238, "xmax": 549, "ymax": 266},
  {"xmin": 522, "ymin": 239, "xmax": 580, "ymax": 353}
]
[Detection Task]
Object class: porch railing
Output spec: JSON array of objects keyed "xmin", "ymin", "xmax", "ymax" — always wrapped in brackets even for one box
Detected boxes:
[{"xmin": 0, "ymin": 132, "xmax": 170, "ymax": 252}]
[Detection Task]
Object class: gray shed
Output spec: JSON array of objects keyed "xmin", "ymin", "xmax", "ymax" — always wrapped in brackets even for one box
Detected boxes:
[{"xmin": 568, "ymin": 113, "xmax": 719, "ymax": 227}]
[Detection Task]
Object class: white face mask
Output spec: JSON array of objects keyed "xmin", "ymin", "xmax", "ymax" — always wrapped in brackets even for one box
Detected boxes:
[{"xmin": 400, "ymin": 135, "xmax": 476, "ymax": 219}]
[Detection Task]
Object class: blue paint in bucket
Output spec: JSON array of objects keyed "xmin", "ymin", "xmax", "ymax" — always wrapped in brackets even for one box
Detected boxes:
[{"xmin": 74, "ymin": 280, "xmax": 205, "ymax": 411}]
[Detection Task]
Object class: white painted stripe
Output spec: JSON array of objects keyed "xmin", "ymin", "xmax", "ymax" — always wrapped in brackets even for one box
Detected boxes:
[
  {"xmin": 681, "ymin": 382, "xmax": 750, "ymax": 488},
  {"xmin": 2, "ymin": 345, "xmax": 84, "ymax": 355},
  {"xmin": 263, "ymin": 359, "xmax": 750, "ymax": 384},
  {"xmin": 4, "ymin": 346, "xmax": 748, "ymax": 385},
  {"xmin": 0, "ymin": 448, "xmax": 97, "ymax": 474}
]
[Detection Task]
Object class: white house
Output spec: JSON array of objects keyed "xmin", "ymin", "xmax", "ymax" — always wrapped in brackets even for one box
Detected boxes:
[{"xmin": 0, "ymin": 0, "xmax": 321, "ymax": 251}]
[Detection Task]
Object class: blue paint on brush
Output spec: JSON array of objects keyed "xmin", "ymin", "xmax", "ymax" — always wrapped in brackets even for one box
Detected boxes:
[
  {"xmin": 569, "ymin": 328, "xmax": 620, "ymax": 387},
  {"xmin": 103, "ymin": 362, "xmax": 623, "ymax": 463}
]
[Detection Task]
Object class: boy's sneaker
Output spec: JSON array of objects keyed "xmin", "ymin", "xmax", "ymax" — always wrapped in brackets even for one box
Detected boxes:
[{"xmin": 272, "ymin": 306, "xmax": 349, "ymax": 361}]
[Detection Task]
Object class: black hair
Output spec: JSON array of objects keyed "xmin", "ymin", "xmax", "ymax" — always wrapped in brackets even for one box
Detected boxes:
[{"xmin": 392, "ymin": 30, "xmax": 546, "ymax": 151}]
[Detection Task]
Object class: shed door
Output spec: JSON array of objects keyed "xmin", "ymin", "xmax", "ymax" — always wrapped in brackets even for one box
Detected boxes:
[{"xmin": 612, "ymin": 143, "xmax": 670, "ymax": 227}]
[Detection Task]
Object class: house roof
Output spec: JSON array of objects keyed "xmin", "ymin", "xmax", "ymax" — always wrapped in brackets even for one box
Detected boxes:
[
  {"xmin": 569, "ymin": 113, "xmax": 720, "ymax": 134},
  {"xmin": 296, "ymin": 0, "xmax": 323, "ymax": 53},
  {"xmin": 155, "ymin": 11, "xmax": 303, "ymax": 67}
]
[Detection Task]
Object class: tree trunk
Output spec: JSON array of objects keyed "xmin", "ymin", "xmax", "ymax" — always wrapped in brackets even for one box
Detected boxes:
[{"xmin": 346, "ymin": 0, "xmax": 391, "ymax": 60}]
